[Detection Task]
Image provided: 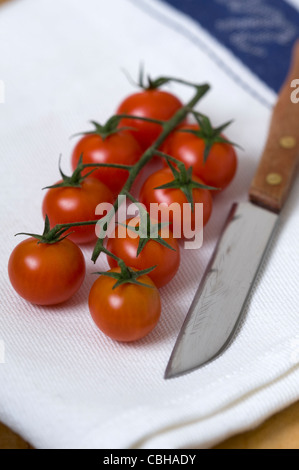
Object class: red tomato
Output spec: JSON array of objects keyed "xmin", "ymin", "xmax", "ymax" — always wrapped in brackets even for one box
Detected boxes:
[
  {"xmin": 162, "ymin": 124, "xmax": 237, "ymax": 190},
  {"xmin": 107, "ymin": 217, "xmax": 180, "ymax": 288},
  {"xmin": 8, "ymin": 238, "xmax": 85, "ymax": 305},
  {"xmin": 116, "ymin": 90, "xmax": 184, "ymax": 150},
  {"xmin": 139, "ymin": 168, "xmax": 213, "ymax": 238},
  {"xmin": 88, "ymin": 268, "xmax": 161, "ymax": 342},
  {"xmin": 42, "ymin": 178, "xmax": 114, "ymax": 244},
  {"xmin": 71, "ymin": 131, "xmax": 142, "ymax": 194}
]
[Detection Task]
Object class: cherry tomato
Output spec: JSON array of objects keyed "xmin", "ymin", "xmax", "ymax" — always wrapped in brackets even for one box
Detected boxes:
[
  {"xmin": 162, "ymin": 124, "xmax": 237, "ymax": 190},
  {"xmin": 88, "ymin": 268, "xmax": 161, "ymax": 342},
  {"xmin": 42, "ymin": 177, "xmax": 114, "ymax": 244},
  {"xmin": 8, "ymin": 238, "xmax": 85, "ymax": 305},
  {"xmin": 107, "ymin": 217, "xmax": 180, "ymax": 288},
  {"xmin": 71, "ymin": 131, "xmax": 142, "ymax": 194},
  {"xmin": 116, "ymin": 90, "xmax": 184, "ymax": 150},
  {"xmin": 139, "ymin": 168, "xmax": 213, "ymax": 238}
]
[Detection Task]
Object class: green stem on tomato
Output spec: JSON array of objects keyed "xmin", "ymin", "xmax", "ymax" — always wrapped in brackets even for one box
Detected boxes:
[
  {"xmin": 16, "ymin": 215, "xmax": 101, "ymax": 245},
  {"xmin": 81, "ymin": 162, "xmax": 134, "ymax": 170},
  {"xmin": 115, "ymin": 113, "xmax": 165, "ymax": 125},
  {"xmin": 91, "ymin": 83, "xmax": 210, "ymax": 263},
  {"xmin": 33, "ymin": 82, "xmax": 210, "ymax": 253},
  {"xmin": 96, "ymin": 245, "xmax": 124, "ymax": 266}
]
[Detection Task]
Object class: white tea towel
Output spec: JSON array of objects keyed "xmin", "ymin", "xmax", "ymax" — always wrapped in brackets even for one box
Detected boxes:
[{"xmin": 0, "ymin": 0, "xmax": 299, "ymax": 449}]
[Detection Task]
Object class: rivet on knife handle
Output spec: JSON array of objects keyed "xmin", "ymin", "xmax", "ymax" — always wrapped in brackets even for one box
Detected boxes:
[{"xmin": 249, "ymin": 40, "xmax": 299, "ymax": 213}]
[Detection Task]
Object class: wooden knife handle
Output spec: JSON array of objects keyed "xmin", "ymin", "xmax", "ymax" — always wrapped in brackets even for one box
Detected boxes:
[{"xmin": 249, "ymin": 40, "xmax": 299, "ymax": 213}]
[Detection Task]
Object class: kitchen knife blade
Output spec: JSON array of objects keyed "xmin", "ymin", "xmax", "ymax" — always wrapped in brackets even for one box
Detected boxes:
[{"xmin": 165, "ymin": 40, "xmax": 299, "ymax": 379}]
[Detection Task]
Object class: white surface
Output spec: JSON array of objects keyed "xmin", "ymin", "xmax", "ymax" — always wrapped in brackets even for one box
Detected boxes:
[{"xmin": 0, "ymin": 0, "xmax": 298, "ymax": 449}]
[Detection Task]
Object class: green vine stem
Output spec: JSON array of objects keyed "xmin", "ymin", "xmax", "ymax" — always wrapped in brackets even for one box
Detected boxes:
[
  {"xmin": 16, "ymin": 215, "xmax": 100, "ymax": 244},
  {"xmin": 72, "ymin": 114, "xmax": 168, "ymax": 141},
  {"xmin": 91, "ymin": 82, "xmax": 210, "ymax": 262},
  {"xmin": 19, "ymin": 81, "xmax": 210, "ymax": 261}
]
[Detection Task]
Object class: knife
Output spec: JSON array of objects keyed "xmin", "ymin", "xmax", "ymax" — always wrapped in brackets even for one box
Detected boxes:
[{"xmin": 165, "ymin": 40, "xmax": 299, "ymax": 379}]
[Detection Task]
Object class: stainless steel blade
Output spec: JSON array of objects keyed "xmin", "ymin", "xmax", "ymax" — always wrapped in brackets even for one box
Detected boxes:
[{"xmin": 165, "ymin": 202, "xmax": 279, "ymax": 379}]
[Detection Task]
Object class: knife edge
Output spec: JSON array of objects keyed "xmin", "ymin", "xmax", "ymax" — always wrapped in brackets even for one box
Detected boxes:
[{"xmin": 165, "ymin": 202, "xmax": 279, "ymax": 379}]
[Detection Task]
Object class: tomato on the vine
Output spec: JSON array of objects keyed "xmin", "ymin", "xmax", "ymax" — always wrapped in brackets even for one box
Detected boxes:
[
  {"xmin": 116, "ymin": 89, "xmax": 184, "ymax": 150},
  {"xmin": 42, "ymin": 177, "xmax": 113, "ymax": 244},
  {"xmin": 162, "ymin": 124, "xmax": 237, "ymax": 190},
  {"xmin": 107, "ymin": 217, "xmax": 180, "ymax": 288},
  {"xmin": 71, "ymin": 130, "xmax": 142, "ymax": 194},
  {"xmin": 88, "ymin": 268, "xmax": 161, "ymax": 342},
  {"xmin": 8, "ymin": 237, "xmax": 85, "ymax": 305},
  {"xmin": 139, "ymin": 168, "xmax": 213, "ymax": 238}
]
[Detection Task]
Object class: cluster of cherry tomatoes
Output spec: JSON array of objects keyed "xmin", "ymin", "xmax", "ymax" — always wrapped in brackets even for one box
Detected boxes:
[{"xmin": 8, "ymin": 76, "xmax": 237, "ymax": 343}]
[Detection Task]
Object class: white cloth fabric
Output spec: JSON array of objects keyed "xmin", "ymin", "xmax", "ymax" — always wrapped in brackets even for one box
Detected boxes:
[{"xmin": 0, "ymin": 0, "xmax": 298, "ymax": 449}]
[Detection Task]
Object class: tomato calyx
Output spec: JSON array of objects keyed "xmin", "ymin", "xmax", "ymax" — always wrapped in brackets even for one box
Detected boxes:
[
  {"xmin": 44, "ymin": 154, "xmax": 134, "ymax": 191},
  {"xmin": 126, "ymin": 66, "xmax": 212, "ymax": 93},
  {"xmin": 16, "ymin": 215, "xmax": 100, "ymax": 245},
  {"xmin": 74, "ymin": 115, "xmax": 166, "ymax": 141},
  {"xmin": 73, "ymin": 115, "xmax": 138, "ymax": 141},
  {"xmin": 95, "ymin": 249, "xmax": 156, "ymax": 289},
  {"xmin": 122, "ymin": 65, "xmax": 170, "ymax": 91},
  {"xmin": 138, "ymin": 67, "xmax": 171, "ymax": 90},
  {"xmin": 15, "ymin": 215, "xmax": 76, "ymax": 245},
  {"xmin": 73, "ymin": 115, "xmax": 165, "ymax": 141},
  {"xmin": 121, "ymin": 191, "xmax": 176, "ymax": 256},
  {"xmin": 43, "ymin": 154, "xmax": 97, "ymax": 190},
  {"xmin": 180, "ymin": 112, "xmax": 239, "ymax": 163},
  {"xmin": 155, "ymin": 151, "xmax": 217, "ymax": 211}
]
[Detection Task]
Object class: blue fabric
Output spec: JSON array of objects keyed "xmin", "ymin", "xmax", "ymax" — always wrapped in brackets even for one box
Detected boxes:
[{"xmin": 161, "ymin": 0, "xmax": 299, "ymax": 92}]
